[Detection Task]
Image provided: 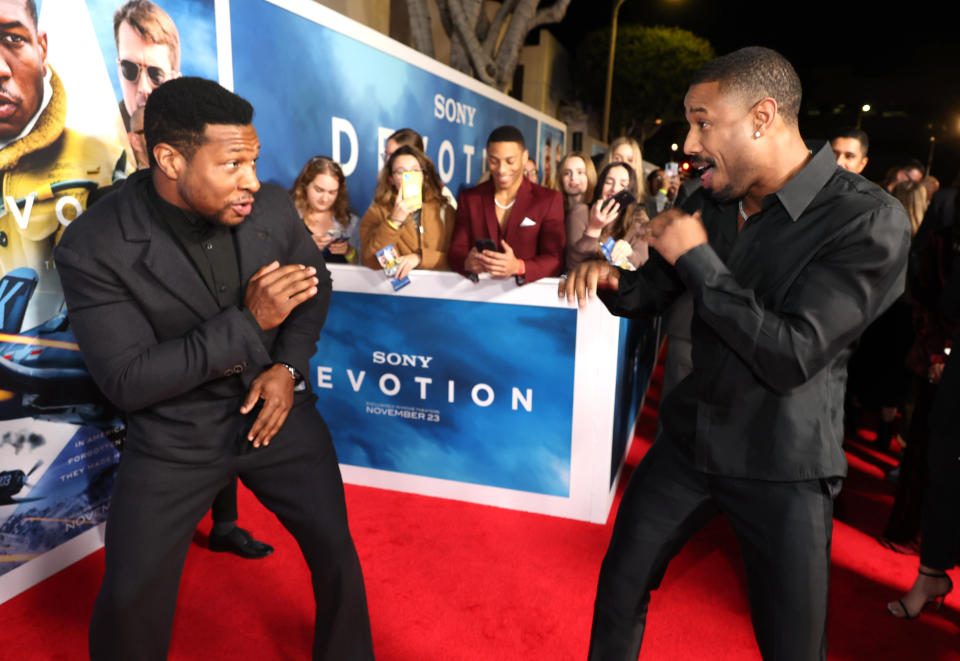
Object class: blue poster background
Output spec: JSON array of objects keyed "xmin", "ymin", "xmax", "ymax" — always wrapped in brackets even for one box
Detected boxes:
[
  {"xmin": 230, "ymin": 2, "xmax": 543, "ymax": 214},
  {"xmin": 0, "ymin": 426, "xmax": 120, "ymax": 577},
  {"xmin": 311, "ymin": 292, "xmax": 577, "ymax": 496},
  {"xmin": 539, "ymin": 124, "xmax": 565, "ymax": 189}
]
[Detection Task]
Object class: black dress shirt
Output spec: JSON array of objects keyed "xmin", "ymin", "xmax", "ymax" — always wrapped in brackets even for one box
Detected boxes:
[
  {"xmin": 148, "ymin": 184, "xmax": 241, "ymax": 309},
  {"xmin": 601, "ymin": 143, "xmax": 911, "ymax": 480},
  {"xmin": 147, "ymin": 183, "xmax": 266, "ymax": 337}
]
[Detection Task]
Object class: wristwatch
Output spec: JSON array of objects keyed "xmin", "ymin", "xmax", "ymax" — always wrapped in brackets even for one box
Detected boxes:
[{"xmin": 278, "ymin": 362, "xmax": 301, "ymax": 383}]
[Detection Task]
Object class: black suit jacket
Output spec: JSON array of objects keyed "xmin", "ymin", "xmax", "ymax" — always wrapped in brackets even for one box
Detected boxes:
[{"xmin": 54, "ymin": 170, "xmax": 330, "ymax": 464}]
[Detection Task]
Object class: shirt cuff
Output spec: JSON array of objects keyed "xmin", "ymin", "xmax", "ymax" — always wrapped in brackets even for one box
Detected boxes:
[{"xmin": 674, "ymin": 243, "xmax": 726, "ymax": 295}]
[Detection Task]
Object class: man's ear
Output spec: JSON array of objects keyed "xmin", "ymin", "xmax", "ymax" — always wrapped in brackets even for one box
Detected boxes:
[
  {"xmin": 153, "ymin": 143, "xmax": 185, "ymax": 181},
  {"xmin": 753, "ymin": 97, "xmax": 778, "ymax": 136}
]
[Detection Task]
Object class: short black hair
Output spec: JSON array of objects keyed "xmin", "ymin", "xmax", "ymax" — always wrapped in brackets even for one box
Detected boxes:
[
  {"xmin": 487, "ymin": 125, "xmax": 525, "ymax": 149},
  {"xmin": 831, "ymin": 127, "xmax": 869, "ymax": 157},
  {"xmin": 690, "ymin": 46, "xmax": 802, "ymax": 125},
  {"xmin": 144, "ymin": 77, "xmax": 253, "ymax": 167}
]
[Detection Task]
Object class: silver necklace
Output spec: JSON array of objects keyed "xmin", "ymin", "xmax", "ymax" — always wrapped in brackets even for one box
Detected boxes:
[
  {"xmin": 494, "ymin": 198, "xmax": 516, "ymax": 210},
  {"xmin": 738, "ymin": 199, "xmax": 748, "ymax": 221}
]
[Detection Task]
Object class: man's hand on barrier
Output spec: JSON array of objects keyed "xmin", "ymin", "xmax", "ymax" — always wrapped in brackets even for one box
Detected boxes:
[{"xmin": 559, "ymin": 260, "xmax": 620, "ymax": 309}]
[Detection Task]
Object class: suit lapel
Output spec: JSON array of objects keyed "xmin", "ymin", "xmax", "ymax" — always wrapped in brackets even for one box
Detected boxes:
[
  {"xmin": 140, "ymin": 229, "xmax": 220, "ymax": 321},
  {"xmin": 480, "ymin": 180, "xmax": 500, "ymax": 242},
  {"xmin": 234, "ymin": 207, "xmax": 274, "ymax": 283},
  {"xmin": 503, "ymin": 178, "xmax": 533, "ymax": 246}
]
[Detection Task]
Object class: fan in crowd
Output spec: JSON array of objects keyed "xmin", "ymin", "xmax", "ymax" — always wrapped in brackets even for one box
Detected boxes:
[
  {"xmin": 360, "ymin": 145, "xmax": 454, "ymax": 278},
  {"xmin": 565, "ymin": 161, "xmax": 648, "ymax": 273},
  {"xmin": 290, "ymin": 156, "xmax": 360, "ymax": 264},
  {"xmin": 382, "ymin": 127, "xmax": 457, "ymax": 209}
]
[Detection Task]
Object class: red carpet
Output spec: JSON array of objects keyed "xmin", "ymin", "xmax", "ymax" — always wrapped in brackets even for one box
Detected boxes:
[{"xmin": 1, "ymin": 365, "xmax": 958, "ymax": 660}]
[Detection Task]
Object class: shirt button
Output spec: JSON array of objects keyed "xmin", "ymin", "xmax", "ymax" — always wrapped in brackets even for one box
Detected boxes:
[
  {"xmin": 204, "ymin": 242, "xmax": 213, "ymax": 250},
  {"xmin": 218, "ymin": 285, "xmax": 227, "ymax": 293},
  {"xmin": 0, "ymin": 231, "xmax": 6, "ymax": 247}
]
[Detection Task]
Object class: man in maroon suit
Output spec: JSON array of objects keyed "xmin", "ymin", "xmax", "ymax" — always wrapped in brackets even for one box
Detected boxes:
[{"xmin": 448, "ymin": 126, "xmax": 565, "ymax": 285}]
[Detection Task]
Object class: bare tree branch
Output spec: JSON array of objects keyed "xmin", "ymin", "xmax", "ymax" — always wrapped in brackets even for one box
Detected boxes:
[
  {"xmin": 446, "ymin": 0, "xmax": 498, "ymax": 85},
  {"xmin": 482, "ymin": 0, "xmax": 519, "ymax": 52},
  {"xmin": 432, "ymin": 0, "xmax": 453, "ymax": 36},
  {"xmin": 530, "ymin": 0, "xmax": 573, "ymax": 31},
  {"xmin": 406, "ymin": 0, "xmax": 435, "ymax": 57},
  {"xmin": 493, "ymin": 0, "xmax": 539, "ymax": 88},
  {"xmin": 410, "ymin": 0, "xmax": 572, "ymax": 93}
]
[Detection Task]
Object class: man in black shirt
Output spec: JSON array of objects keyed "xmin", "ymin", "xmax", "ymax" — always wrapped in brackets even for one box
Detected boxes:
[{"xmin": 563, "ymin": 47, "xmax": 909, "ymax": 660}]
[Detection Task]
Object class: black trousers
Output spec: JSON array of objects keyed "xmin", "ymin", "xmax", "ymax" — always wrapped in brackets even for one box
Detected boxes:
[
  {"xmin": 920, "ymin": 428, "xmax": 960, "ymax": 570},
  {"xmin": 210, "ymin": 475, "xmax": 238, "ymax": 523},
  {"xmin": 89, "ymin": 403, "xmax": 374, "ymax": 661},
  {"xmin": 589, "ymin": 439, "xmax": 840, "ymax": 661}
]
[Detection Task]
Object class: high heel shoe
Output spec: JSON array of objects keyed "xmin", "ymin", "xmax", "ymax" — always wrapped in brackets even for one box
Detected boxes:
[{"xmin": 887, "ymin": 568, "xmax": 954, "ymax": 619}]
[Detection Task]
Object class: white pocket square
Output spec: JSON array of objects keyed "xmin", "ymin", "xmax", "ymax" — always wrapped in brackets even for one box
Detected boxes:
[{"xmin": 520, "ymin": 217, "xmax": 537, "ymax": 227}]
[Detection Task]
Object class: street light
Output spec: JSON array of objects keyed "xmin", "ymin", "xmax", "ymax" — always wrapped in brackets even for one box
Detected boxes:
[{"xmin": 602, "ymin": 0, "xmax": 627, "ymax": 144}]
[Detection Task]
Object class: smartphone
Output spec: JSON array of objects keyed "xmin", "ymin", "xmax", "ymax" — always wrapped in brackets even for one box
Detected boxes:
[
  {"xmin": 665, "ymin": 161, "xmax": 679, "ymax": 179},
  {"xmin": 475, "ymin": 238, "xmax": 498, "ymax": 253},
  {"xmin": 602, "ymin": 189, "xmax": 635, "ymax": 213},
  {"xmin": 400, "ymin": 171, "xmax": 423, "ymax": 211}
]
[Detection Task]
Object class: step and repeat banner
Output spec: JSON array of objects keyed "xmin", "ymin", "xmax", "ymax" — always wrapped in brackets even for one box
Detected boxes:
[{"xmin": 0, "ymin": 0, "xmax": 568, "ymax": 602}]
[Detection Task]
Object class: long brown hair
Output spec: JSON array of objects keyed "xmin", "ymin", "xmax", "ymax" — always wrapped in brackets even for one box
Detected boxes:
[
  {"xmin": 290, "ymin": 156, "xmax": 352, "ymax": 228},
  {"xmin": 555, "ymin": 151, "xmax": 597, "ymax": 211},
  {"xmin": 592, "ymin": 161, "xmax": 643, "ymax": 241},
  {"xmin": 372, "ymin": 145, "xmax": 448, "ymax": 212}
]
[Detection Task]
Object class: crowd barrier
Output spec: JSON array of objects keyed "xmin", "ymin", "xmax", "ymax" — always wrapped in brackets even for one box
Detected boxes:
[{"xmin": 317, "ymin": 266, "xmax": 661, "ymax": 523}]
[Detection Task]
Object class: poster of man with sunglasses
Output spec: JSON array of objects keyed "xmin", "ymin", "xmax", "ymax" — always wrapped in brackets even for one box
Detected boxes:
[
  {"xmin": 113, "ymin": 0, "xmax": 180, "ymax": 131},
  {"xmin": 92, "ymin": 0, "xmax": 217, "ymax": 132}
]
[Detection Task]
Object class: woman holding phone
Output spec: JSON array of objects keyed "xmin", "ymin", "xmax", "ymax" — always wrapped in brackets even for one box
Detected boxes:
[
  {"xmin": 564, "ymin": 161, "xmax": 648, "ymax": 273},
  {"xmin": 360, "ymin": 145, "xmax": 454, "ymax": 278},
  {"xmin": 290, "ymin": 156, "xmax": 360, "ymax": 263}
]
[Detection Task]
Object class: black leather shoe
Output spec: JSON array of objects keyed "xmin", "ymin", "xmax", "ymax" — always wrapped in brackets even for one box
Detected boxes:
[{"xmin": 208, "ymin": 526, "xmax": 274, "ymax": 559}]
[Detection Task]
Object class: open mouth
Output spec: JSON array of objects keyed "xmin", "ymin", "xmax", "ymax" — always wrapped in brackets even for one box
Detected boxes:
[
  {"xmin": 690, "ymin": 160, "xmax": 715, "ymax": 188},
  {"xmin": 230, "ymin": 199, "xmax": 255, "ymax": 216}
]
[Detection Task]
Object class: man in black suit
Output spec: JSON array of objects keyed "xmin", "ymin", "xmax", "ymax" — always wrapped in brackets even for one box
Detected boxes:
[{"xmin": 55, "ymin": 77, "xmax": 374, "ymax": 660}]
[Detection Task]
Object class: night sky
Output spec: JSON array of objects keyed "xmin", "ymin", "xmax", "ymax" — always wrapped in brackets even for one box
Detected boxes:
[{"xmin": 553, "ymin": 0, "xmax": 960, "ymax": 182}]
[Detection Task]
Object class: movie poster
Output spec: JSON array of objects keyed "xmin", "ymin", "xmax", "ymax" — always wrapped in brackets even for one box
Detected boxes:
[{"xmin": 0, "ymin": 0, "xmax": 217, "ymax": 590}]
